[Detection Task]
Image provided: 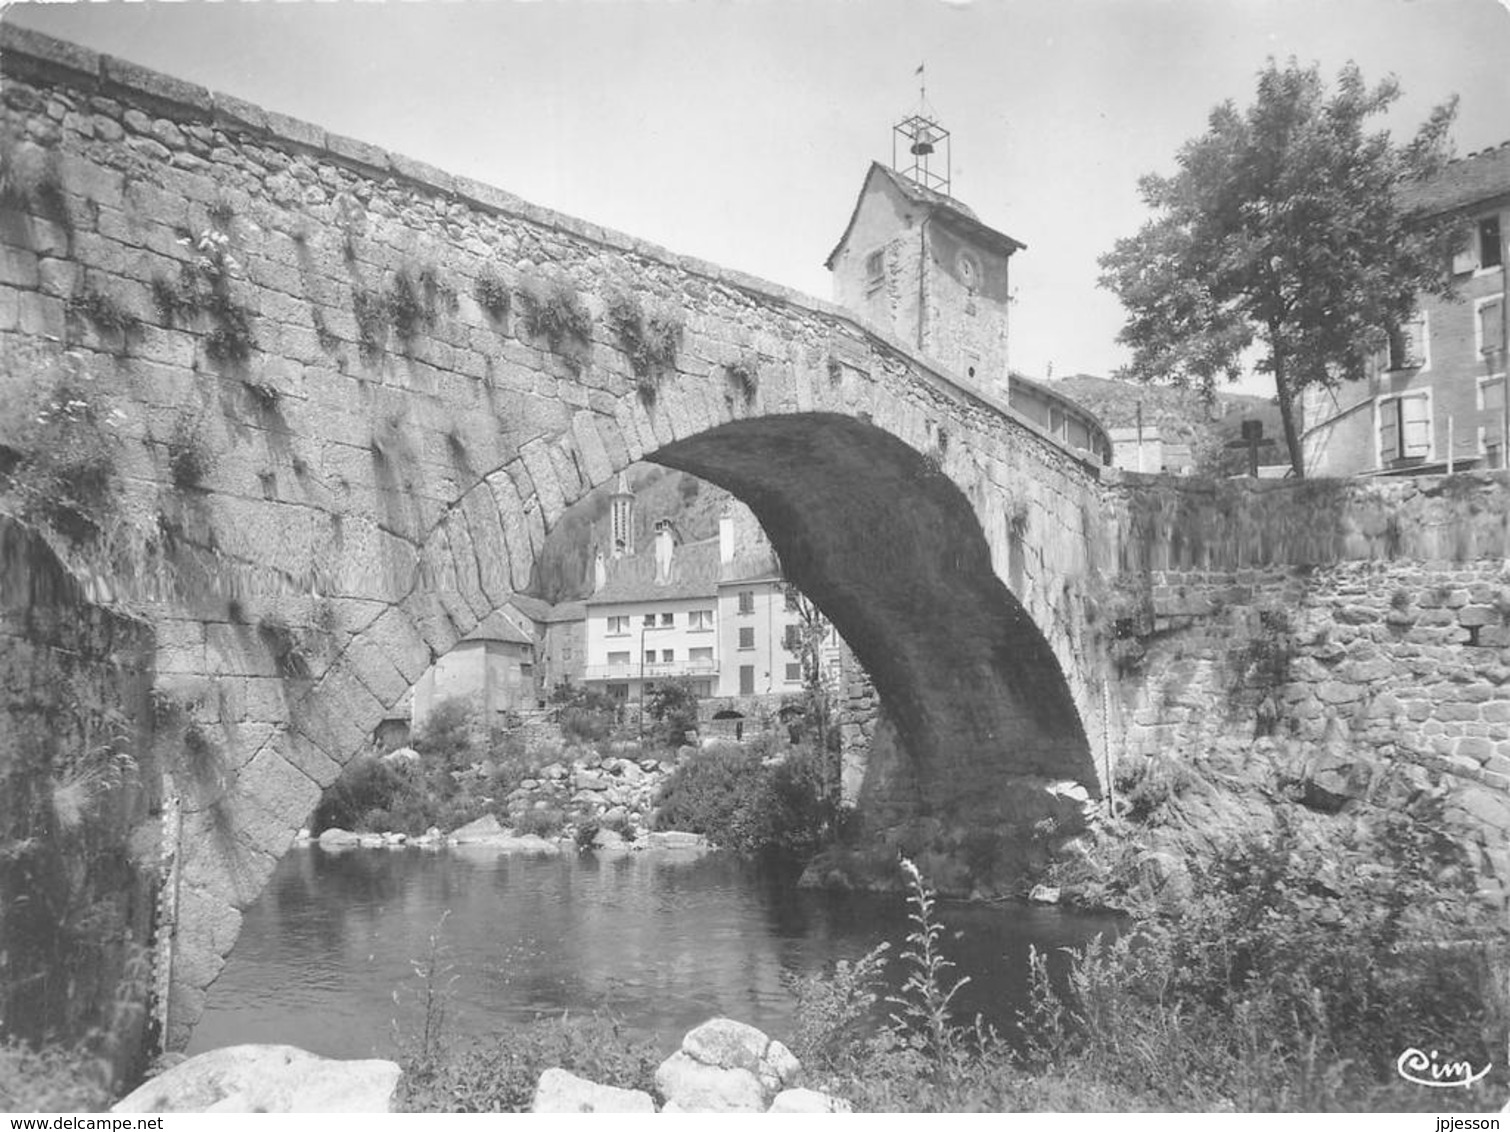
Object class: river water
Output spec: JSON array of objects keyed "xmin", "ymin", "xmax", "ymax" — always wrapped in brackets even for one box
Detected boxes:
[{"xmin": 187, "ymin": 844, "xmax": 1122, "ymax": 1061}]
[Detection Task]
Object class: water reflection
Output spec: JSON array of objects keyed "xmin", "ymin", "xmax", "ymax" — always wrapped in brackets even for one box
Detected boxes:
[{"xmin": 189, "ymin": 845, "xmax": 1120, "ymax": 1061}]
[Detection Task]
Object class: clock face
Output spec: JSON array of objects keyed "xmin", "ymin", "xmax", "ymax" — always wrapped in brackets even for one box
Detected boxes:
[{"xmin": 956, "ymin": 250, "xmax": 981, "ymax": 288}]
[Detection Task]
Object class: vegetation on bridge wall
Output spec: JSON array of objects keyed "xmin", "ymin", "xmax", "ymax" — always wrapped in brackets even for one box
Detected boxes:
[{"xmin": 0, "ymin": 514, "xmax": 159, "ymax": 1091}]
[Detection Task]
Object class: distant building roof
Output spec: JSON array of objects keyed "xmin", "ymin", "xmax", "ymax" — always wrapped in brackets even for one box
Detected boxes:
[
  {"xmin": 586, "ymin": 537, "xmax": 722, "ymax": 605},
  {"xmin": 461, "ymin": 609, "xmax": 533, "ymax": 645},
  {"xmin": 505, "ymin": 593, "xmax": 554, "ymax": 624},
  {"xmin": 719, "ymin": 548, "xmax": 781, "ymax": 586},
  {"xmin": 1402, "ymin": 141, "xmax": 1510, "ymax": 216},
  {"xmin": 542, "ymin": 600, "xmax": 587, "ymax": 624},
  {"xmin": 824, "ymin": 162, "xmax": 1026, "ymax": 270}
]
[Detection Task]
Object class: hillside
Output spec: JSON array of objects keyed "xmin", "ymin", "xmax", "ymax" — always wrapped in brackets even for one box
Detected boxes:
[
  {"xmin": 528, "ymin": 465, "xmax": 733, "ymax": 602},
  {"xmin": 1046, "ymin": 373, "xmax": 1290, "ymax": 475}
]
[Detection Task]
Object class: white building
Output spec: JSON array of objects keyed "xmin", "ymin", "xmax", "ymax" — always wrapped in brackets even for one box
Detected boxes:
[{"xmin": 580, "ymin": 492, "xmax": 841, "ymax": 708}]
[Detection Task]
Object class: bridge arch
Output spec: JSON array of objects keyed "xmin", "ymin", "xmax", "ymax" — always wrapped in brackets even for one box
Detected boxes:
[{"xmin": 0, "ymin": 28, "xmax": 1116, "ymax": 1048}]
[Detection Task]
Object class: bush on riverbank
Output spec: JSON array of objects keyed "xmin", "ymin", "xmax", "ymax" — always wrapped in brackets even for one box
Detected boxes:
[
  {"xmin": 786, "ymin": 825, "xmax": 1508, "ymax": 1113},
  {"xmin": 653, "ymin": 741, "xmax": 832, "ymax": 857}
]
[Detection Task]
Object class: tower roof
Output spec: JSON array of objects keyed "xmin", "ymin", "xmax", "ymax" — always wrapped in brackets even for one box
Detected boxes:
[{"xmin": 823, "ymin": 162, "xmax": 1026, "ymax": 270}]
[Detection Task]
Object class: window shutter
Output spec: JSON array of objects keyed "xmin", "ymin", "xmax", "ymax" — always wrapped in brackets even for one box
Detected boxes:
[
  {"xmin": 1389, "ymin": 318, "xmax": 1426, "ymax": 370},
  {"xmin": 1379, "ymin": 401, "xmax": 1400, "ymax": 463},
  {"xmin": 1402, "ymin": 396, "xmax": 1431, "ymax": 456},
  {"xmin": 1481, "ymin": 298, "xmax": 1505, "ymax": 355}
]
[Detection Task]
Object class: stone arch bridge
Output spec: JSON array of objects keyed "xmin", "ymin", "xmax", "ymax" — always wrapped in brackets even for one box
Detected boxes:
[{"xmin": 7, "ymin": 28, "xmax": 1510, "ymax": 1050}]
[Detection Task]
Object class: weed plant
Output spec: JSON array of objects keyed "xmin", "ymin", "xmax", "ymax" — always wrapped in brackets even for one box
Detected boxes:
[
  {"xmin": 391, "ymin": 916, "xmax": 656, "ymax": 1112},
  {"xmin": 518, "ymin": 278, "xmax": 592, "ymax": 371},
  {"xmin": 605, "ymin": 291, "xmax": 680, "ymax": 401},
  {"xmin": 726, "ymin": 358, "xmax": 759, "ymax": 405}
]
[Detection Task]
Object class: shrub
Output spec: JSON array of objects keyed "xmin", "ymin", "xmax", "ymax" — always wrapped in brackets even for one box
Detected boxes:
[
  {"xmin": 312, "ymin": 755, "xmax": 408, "ymax": 834},
  {"xmin": 654, "ymin": 743, "xmax": 830, "ymax": 857},
  {"xmin": 167, "ymin": 421, "xmax": 211, "ymax": 490},
  {"xmin": 605, "ymin": 290, "xmax": 680, "ymax": 401},
  {"xmin": 518, "ymin": 278, "xmax": 592, "ymax": 370},
  {"xmin": 395, "ymin": 1013, "xmax": 657, "ymax": 1113},
  {"xmin": 412, "ymin": 698, "xmax": 478, "ymax": 771},
  {"xmin": 643, "ymin": 677, "xmax": 699, "ymax": 750},
  {"xmin": 473, "ymin": 270, "xmax": 510, "ymax": 319},
  {"xmin": 1013, "ymin": 809, "xmax": 1509, "ymax": 1112},
  {"xmin": 513, "ymin": 808, "xmax": 565, "ymax": 839},
  {"xmin": 726, "ymin": 358, "xmax": 759, "ymax": 405},
  {"xmin": 7, "ymin": 372, "xmax": 121, "ymax": 544},
  {"xmin": 0, "ymin": 1039, "xmax": 113, "ymax": 1112},
  {"xmin": 552, "ymin": 684, "xmax": 617, "ymax": 745}
]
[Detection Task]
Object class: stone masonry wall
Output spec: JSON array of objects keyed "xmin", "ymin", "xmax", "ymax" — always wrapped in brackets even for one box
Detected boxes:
[
  {"xmin": 0, "ymin": 514, "xmax": 158, "ymax": 1083},
  {"xmin": 1105, "ymin": 472, "xmax": 1510, "ymax": 904}
]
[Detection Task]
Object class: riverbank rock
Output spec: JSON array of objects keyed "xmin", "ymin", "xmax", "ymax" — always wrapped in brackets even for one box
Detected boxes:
[
  {"xmin": 654, "ymin": 1018, "xmax": 801, "ymax": 1112},
  {"xmin": 112, "ymin": 1045, "xmax": 400, "ymax": 1112},
  {"xmin": 450, "ymin": 813, "xmax": 505, "ymax": 842},
  {"xmin": 530, "ymin": 1068, "xmax": 655, "ymax": 1113},
  {"xmin": 768, "ymin": 1087, "xmax": 852, "ymax": 1113},
  {"xmin": 646, "ymin": 830, "xmax": 709, "ymax": 852},
  {"xmin": 317, "ymin": 828, "xmax": 359, "ymax": 849}
]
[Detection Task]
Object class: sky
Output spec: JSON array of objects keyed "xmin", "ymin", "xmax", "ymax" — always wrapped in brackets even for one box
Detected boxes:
[{"xmin": 5, "ymin": 0, "xmax": 1510, "ymax": 395}]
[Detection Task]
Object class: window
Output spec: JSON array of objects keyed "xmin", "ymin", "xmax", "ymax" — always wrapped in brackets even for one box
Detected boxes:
[
  {"xmin": 607, "ymin": 651, "xmax": 630, "ymax": 666},
  {"xmin": 606, "ymin": 616, "xmax": 630, "ymax": 635},
  {"xmin": 1481, "ymin": 215, "xmax": 1503, "ymax": 270},
  {"xmin": 606, "ymin": 683, "xmax": 629, "ymax": 701},
  {"xmin": 782, "ymin": 624, "xmax": 802, "ymax": 652},
  {"xmin": 738, "ymin": 626, "xmax": 755, "ymax": 650},
  {"xmin": 661, "ymin": 649, "xmax": 674, "ymax": 663},
  {"xmin": 644, "ymin": 650, "xmax": 656, "ymax": 664},
  {"xmin": 1388, "ymin": 316, "xmax": 1426, "ymax": 371},
  {"xmin": 864, "ymin": 248, "xmax": 885, "ymax": 288},
  {"xmin": 739, "ymin": 665, "xmax": 755, "ymax": 695},
  {"xmin": 689, "ymin": 609, "xmax": 713, "ymax": 631},
  {"xmin": 689, "ymin": 647, "xmax": 714, "ymax": 668},
  {"xmin": 1380, "ymin": 393, "xmax": 1431, "ymax": 465},
  {"xmin": 737, "ymin": 591, "xmax": 755, "ymax": 615},
  {"xmin": 784, "ymin": 590, "xmax": 799, "ymax": 612},
  {"xmin": 643, "ymin": 614, "xmax": 656, "ymax": 628},
  {"xmin": 660, "ymin": 612, "xmax": 674, "ymax": 627},
  {"xmin": 1479, "ymin": 295, "xmax": 1505, "ymax": 356},
  {"xmin": 785, "ymin": 663, "xmax": 801, "ymax": 683}
]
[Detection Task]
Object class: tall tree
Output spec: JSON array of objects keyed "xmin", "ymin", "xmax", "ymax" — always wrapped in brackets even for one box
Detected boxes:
[{"xmin": 1099, "ymin": 59, "xmax": 1462, "ymax": 477}]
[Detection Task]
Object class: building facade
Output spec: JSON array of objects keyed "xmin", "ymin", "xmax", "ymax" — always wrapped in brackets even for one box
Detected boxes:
[
  {"xmin": 578, "ymin": 498, "xmax": 841, "ymax": 710},
  {"xmin": 410, "ymin": 606, "xmax": 538, "ymax": 729},
  {"xmin": 1303, "ymin": 142, "xmax": 1510, "ymax": 476},
  {"xmin": 825, "ymin": 162, "xmax": 1111, "ymax": 465}
]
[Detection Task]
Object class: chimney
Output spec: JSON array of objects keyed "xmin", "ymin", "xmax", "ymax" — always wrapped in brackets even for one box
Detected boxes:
[
  {"xmin": 654, "ymin": 522, "xmax": 675, "ymax": 584},
  {"xmin": 719, "ymin": 512, "xmax": 735, "ymax": 565}
]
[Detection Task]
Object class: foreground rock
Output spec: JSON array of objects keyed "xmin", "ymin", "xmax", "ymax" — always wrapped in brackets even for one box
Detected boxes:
[
  {"xmin": 655, "ymin": 1018, "xmax": 802, "ymax": 1112},
  {"xmin": 112, "ymin": 1045, "xmax": 400, "ymax": 1113},
  {"xmin": 529, "ymin": 1017, "xmax": 846, "ymax": 1113},
  {"xmin": 530, "ymin": 1068, "xmax": 655, "ymax": 1113}
]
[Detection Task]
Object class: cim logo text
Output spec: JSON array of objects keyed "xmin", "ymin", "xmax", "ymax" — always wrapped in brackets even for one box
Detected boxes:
[{"xmin": 1398, "ymin": 1047, "xmax": 1493, "ymax": 1089}]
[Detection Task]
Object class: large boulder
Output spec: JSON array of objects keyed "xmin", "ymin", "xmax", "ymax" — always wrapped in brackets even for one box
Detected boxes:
[
  {"xmin": 112, "ymin": 1045, "xmax": 399, "ymax": 1113},
  {"xmin": 655, "ymin": 1018, "xmax": 802, "ymax": 1112},
  {"xmin": 449, "ymin": 813, "xmax": 505, "ymax": 842},
  {"xmin": 316, "ymin": 828, "xmax": 359, "ymax": 848},
  {"xmin": 654, "ymin": 1053, "xmax": 765, "ymax": 1113},
  {"xmin": 530, "ymin": 1068, "xmax": 655, "ymax": 1113}
]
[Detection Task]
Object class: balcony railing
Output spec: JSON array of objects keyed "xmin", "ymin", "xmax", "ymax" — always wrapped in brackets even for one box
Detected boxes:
[{"xmin": 583, "ymin": 660, "xmax": 719, "ymax": 682}]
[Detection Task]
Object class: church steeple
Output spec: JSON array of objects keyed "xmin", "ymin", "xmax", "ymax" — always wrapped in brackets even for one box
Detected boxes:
[{"xmin": 609, "ymin": 472, "xmax": 634, "ymax": 559}]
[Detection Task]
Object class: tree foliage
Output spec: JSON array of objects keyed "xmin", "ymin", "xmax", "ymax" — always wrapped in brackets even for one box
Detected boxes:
[{"xmin": 1099, "ymin": 59, "xmax": 1462, "ymax": 476}]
